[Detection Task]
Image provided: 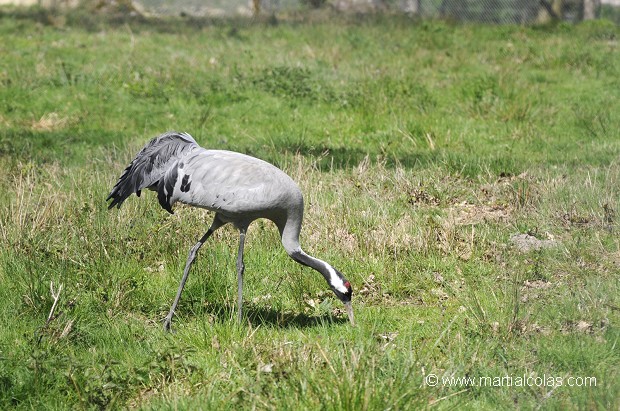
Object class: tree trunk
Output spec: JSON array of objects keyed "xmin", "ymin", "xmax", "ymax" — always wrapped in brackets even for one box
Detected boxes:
[
  {"xmin": 402, "ymin": 0, "xmax": 420, "ymax": 14},
  {"xmin": 583, "ymin": 0, "xmax": 598, "ymax": 20}
]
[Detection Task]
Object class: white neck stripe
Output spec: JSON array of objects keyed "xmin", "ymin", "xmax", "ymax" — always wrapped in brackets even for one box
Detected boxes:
[{"xmin": 326, "ymin": 265, "xmax": 347, "ymax": 293}]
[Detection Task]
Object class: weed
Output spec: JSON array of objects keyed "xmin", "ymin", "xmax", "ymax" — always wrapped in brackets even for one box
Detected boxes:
[{"xmin": 0, "ymin": 12, "xmax": 618, "ymax": 410}]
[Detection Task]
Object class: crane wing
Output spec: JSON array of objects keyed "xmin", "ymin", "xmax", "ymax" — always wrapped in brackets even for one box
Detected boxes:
[{"xmin": 106, "ymin": 131, "xmax": 200, "ymax": 209}]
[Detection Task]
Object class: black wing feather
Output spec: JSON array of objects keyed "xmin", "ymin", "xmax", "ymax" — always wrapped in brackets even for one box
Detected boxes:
[{"xmin": 106, "ymin": 131, "xmax": 199, "ymax": 209}]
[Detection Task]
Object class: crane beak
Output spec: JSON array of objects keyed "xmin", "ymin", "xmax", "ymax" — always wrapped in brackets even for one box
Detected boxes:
[{"xmin": 344, "ymin": 301, "xmax": 355, "ymax": 326}]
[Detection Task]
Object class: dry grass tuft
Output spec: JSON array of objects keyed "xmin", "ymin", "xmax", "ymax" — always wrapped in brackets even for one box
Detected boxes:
[
  {"xmin": 445, "ymin": 202, "xmax": 511, "ymax": 226},
  {"xmin": 1, "ymin": 164, "xmax": 72, "ymax": 243},
  {"xmin": 31, "ymin": 112, "xmax": 77, "ymax": 131}
]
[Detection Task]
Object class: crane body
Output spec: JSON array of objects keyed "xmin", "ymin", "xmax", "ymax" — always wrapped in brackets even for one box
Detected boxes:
[{"xmin": 107, "ymin": 132, "xmax": 354, "ymax": 330}]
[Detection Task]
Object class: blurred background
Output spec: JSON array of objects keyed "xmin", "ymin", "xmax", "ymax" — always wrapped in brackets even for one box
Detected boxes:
[{"xmin": 1, "ymin": 0, "xmax": 619, "ymax": 24}]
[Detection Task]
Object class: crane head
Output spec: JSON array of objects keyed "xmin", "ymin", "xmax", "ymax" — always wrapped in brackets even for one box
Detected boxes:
[{"xmin": 331, "ymin": 277, "xmax": 354, "ymax": 326}]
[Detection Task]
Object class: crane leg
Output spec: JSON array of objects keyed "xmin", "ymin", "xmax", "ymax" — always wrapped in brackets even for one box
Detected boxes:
[
  {"xmin": 163, "ymin": 216, "xmax": 224, "ymax": 332},
  {"xmin": 236, "ymin": 228, "xmax": 247, "ymax": 323}
]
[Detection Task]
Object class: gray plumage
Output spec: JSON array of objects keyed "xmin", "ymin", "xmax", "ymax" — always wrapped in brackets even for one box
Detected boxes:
[{"xmin": 107, "ymin": 131, "xmax": 354, "ymax": 331}]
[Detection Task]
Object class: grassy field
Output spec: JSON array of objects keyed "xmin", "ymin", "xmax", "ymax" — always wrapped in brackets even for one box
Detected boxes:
[{"xmin": 0, "ymin": 8, "xmax": 619, "ymax": 410}]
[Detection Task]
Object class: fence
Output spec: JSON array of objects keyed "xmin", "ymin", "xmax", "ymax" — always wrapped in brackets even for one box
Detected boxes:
[
  {"xmin": 136, "ymin": 0, "xmax": 615, "ymax": 24},
  {"xmin": 1, "ymin": 0, "xmax": 617, "ymax": 24}
]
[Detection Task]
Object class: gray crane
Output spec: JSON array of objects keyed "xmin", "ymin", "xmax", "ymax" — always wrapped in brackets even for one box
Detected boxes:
[{"xmin": 107, "ymin": 131, "xmax": 354, "ymax": 331}]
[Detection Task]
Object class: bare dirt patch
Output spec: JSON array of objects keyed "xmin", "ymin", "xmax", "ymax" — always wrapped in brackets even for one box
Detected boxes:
[
  {"xmin": 520, "ymin": 279, "xmax": 553, "ymax": 303},
  {"xmin": 446, "ymin": 202, "xmax": 512, "ymax": 226},
  {"xmin": 510, "ymin": 233, "xmax": 560, "ymax": 253}
]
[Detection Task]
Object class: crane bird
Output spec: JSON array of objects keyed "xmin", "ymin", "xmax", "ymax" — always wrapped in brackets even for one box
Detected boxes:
[{"xmin": 107, "ymin": 131, "xmax": 354, "ymax": 331}]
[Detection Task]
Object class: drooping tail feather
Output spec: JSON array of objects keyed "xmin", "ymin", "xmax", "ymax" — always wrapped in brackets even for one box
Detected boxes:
[{"xmin": 107, "ymin": 131, "xmax": 199, "ymax": 209}]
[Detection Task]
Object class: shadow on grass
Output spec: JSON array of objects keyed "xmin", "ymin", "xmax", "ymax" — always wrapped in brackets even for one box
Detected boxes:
[
  {"xmin": 1, "ymin": 129, "xmax": 435, "ymax": 171},
  {"xmin": 252, "ymin": 140, "xmax": 523, "ymax": 177},
  {"xmin": 175, "ymin": 299, "xmax": 349, "ymax": 329},
  {"xmin": 248, "ymin": 141, "xmax": 440, "ymax": 171},
  {"xmin": 1, "ymin": 128, "xmax": 522, "ymax": 179},
  {"xmin": 0, "ymin": 129, "xmax": 128, "ymax": 166}
]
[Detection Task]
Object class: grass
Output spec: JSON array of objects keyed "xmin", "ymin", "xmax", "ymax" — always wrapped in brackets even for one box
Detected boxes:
[{"xmin": 0, "ymin": 8, "xmax": 619, "ymax": 410}]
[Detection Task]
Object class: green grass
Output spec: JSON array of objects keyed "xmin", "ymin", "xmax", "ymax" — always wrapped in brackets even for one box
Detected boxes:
[{"xmin": 1, "ymin": 9, "xmax": 619, "ymax": 410}]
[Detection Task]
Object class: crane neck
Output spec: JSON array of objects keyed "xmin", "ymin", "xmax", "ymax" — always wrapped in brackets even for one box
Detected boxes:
[
  {"xmin": 289, "ymin": 249, "xmax": 349, "ymax": 295},
  {"xmin": 278, "ymin": 214, "xmax": 349, "ymax": 297}
]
